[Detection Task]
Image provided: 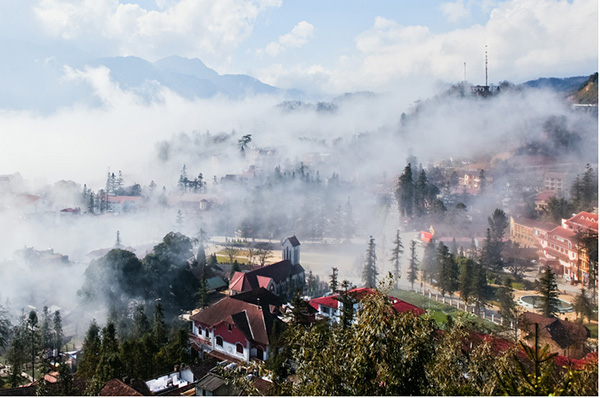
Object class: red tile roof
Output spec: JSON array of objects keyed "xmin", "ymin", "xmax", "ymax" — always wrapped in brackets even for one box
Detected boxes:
[
  {"xmin": 99, "ymin": 379, "xmax": 143, "ymax": 396},
  {"xmin": 228, "ymin": 260, "xmax": 304, "ymax": 293},
  {"xmin": 309, "ymin": 288, "xmax": 424, "ymax": 316},
  {"xmin": 309, "ymin": 295, "xmax": 339, "ymax": 310},
  {"xmin": 565, "ymin": 211, "xmax": 598, "ymax": 233},
  {"xmin": 191, "ymin": 296, "xmax": 277, "ymax": 345}
]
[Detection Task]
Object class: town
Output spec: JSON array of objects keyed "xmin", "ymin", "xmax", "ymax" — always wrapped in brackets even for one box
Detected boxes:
[
  {"xmin": 0, "ymin": 72, "xmax": 598, "ymax": 395},
  {"xmin": 0, "ymin": 1, "xmax": 598, "ymax": 395}
]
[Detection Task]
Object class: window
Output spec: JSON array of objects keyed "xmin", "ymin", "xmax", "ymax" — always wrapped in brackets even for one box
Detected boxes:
[
  {"xmin": 228, "ymin": 324, "xmax": 233, "ymax": 332},
  {"xmin": 256, "ymin": 347, "xmax": 264, "ymax": 361},
  {"xmin": 204, "ymin": 328, "xmax": 209, "ymax": 338},
  {"xmin": 236, "ymin": 343, "xmax": 244, "ymax": 354},
  {"xmin": 216, "ymin": 336, "xmax": 223, "ymax": 347}
]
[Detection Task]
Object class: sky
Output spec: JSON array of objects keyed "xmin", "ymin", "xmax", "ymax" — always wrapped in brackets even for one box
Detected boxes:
[{"xmin": 0, "ymin": 0, "xmax": 597, "ymax": 96}]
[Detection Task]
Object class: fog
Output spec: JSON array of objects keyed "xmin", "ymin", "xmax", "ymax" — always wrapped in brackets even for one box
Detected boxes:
[{"xmin": 0, "ymin": 70, "xmax": 597, "ymax": 335}]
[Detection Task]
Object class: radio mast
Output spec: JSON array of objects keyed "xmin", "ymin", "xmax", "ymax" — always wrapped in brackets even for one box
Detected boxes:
[{"xmin": 485, "ymin": 45, "xmax": 488, "ymax": 87}]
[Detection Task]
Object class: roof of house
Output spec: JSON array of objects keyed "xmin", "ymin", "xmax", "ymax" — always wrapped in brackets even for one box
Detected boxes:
[
  {"xmin": 512, "ymin": 217, "xmax": 557, "ymax": 231},
  {"xmin": 565, "ymin": 211, "xmax": 599, "ymax": 232},
  {"xmin": 284, "ymin": 235, "xmax": 301, "ymax": 247},
  {"xmin": 99, "ymin": 379, "xmax": 144, "ymax": 396},
  {"xmin": 229, "ymin": 260, "xmax": 304, "ymax": 293},
  {"xmin": 191, "ymin": 296, "xmax": 280, "ymax": 345},
  {"xmin": 535, "ymin": 191, "xmax": 555, "ymax": 201},
  {"xmin": 231, "ymin": 287, "xmax": 283, "ymax": 307},
  {"xmin": 519, "ymin": 312, "xmax": 590, "ymax": 350},
  {"xmin": 196, "ymin": 373, "xmax": 227, "ymax": 392},
  {"xmin": 308, "ymin": 288, "xmax": 425, "ymax": 316},
  {"xmin": 310, "ymin": 294, "xmax": 339, "ymax": 310},
  {"xmin": 550, "ymin": 226, "xmax": 577, "ymax": 240}
]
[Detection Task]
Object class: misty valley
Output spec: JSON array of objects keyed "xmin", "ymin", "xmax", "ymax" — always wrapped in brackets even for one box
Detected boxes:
[{"xmin": 0, "ymin": 76, "xmax": 598, "ymax": 395}]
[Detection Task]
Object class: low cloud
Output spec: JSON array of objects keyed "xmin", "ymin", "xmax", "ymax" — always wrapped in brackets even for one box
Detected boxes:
[{"xmin": 261, "ymin": 21, "xmax": 315, "ymax": 57}]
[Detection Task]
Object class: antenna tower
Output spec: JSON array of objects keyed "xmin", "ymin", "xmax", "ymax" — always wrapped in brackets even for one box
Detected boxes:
[
  {"xmin": 464, "ymin": 62, "xmax": 466, "ymax": 83},
  {"xmin": 485, "ymin": 45, "xmax": 488, "ymax": 87}
]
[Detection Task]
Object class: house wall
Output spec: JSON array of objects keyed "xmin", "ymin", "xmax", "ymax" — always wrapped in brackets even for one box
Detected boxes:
[{"xmin": 214, "ymin": 323, "xmax": 249, "ymax": 361}]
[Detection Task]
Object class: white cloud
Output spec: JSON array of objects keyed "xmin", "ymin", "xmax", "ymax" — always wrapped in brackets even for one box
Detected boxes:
[
  {"xmin": 439, "ymin": 0, "xmax": 471, "ymax": 22},
  {"xmin": 261, "ymin": 21, "xmax": 314, "ymax": 56},
  {"xmin": 33, "ymin": 0, "xmax": 282, "ymax": 62}
]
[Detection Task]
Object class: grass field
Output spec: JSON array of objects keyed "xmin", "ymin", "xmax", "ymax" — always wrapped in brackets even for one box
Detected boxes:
[{"xmin": 390, "ymin": 289, "xmax": 503, "ymax": 333}]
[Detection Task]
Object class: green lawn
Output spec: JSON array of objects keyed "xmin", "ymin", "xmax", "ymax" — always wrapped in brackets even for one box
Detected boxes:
[{"xmin": 390, "ymin": 289, "xmax": 502, "ymax": 333}]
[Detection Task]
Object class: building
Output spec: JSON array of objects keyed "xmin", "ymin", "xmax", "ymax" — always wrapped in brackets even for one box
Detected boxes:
[
  {"xmin": 309, "ymin": 287, "xmax": 425, "ymax": 324},
  {"xmin": 107, "ymin": 195, "xmax": 142, "ymax": 213},
  {"xmin": 189, "ymin": 288, "xmax": 283, "ymax": 363},
  {"xmin": 229, "ymin": 236, "xmax": 305, "ymax": 298},
  {"xmin": 538, "ymin": 212, "xmax": 598, "ymax": 283},
  {"xmin": 144, "ymin": 366, "xmax": 195, "ymax": 395},
  {"xmin": 543, "ymin": 171, "xmax": 568, "ymax": 194},
  {"xmin": 519, "ymin": 312, "xmax": 590, "ymax": 359},
  {"xmin": 509, "ymin": 217, "xmax": 557, "ymax": 249}
]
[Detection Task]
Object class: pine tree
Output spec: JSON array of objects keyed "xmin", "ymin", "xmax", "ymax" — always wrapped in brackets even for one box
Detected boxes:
[
  {"xmin": 338, "ymin": 280, "xmax": 356, "ymax": 328},
  {"xmin": 471, "ymin": 258, "xmax": 488, "ymax": 315},
  {"xmin": 7, "ymin": 317, "xmax": 28, "ymax": 387},
  {"xmin": 116, "ymin": 170, "xmax": 124, "ymax": 193},
  {"xmin": 457, "ymin": 255, "xmax": 474, "ymax": 302},
  {"xmin": 436, "ymin": 242, "xmax": 458, "ymax": 297},
  {"xmin": 580, "ymin": 164, "xmax": 597, "ymax": 210},
  {"xmin": 115, "ymin": 230, "xmax": 122, "ymax": 248},
  {"xmin": 53, "ymin": 310, "xmax": 63, "ymax": 353},
  {"xmin": 497, "ymin": 278, "xmax": 518, "ymax": 334},
  {"xmin": 573, "ymin": 288, "xmax": 593, "ymax": 323},
  {"xmin": 26, "ymin": 310, "xmax": 39, "ymax": 381},
  {"xmin": 40, "ymin": 306, "xmax": 52, "ymax": 351},
  {"xmin": 478, "ymin": 169, "xmax": 487, "ymax": 193},
  {"xmin": 196, "ymin": 244, "xmax": 207, "ymax": 266},
  {"xmin": 77, "ymin": 320, "xmax": 101, "ymax": 380},
  {"xmin": 133, "ymin": 305, "xmax": 150, "ymax": 338},
  {"xmin": 389, "ymin": 230, "xmax": 404, "ymax": 289},
  {"xmin": 152, "ymin": 301, "xmax": 167, "ymax": 348},
  {"xmin": 407, "ymin": 240, "xmax": 419, "ymax": 290},
  {"xmin": 329, "ymin": 267, "xmax": 338, "ymax": 293},
  {"xmin": 396, "ymin": 164, "xmax": 414, "ymax": 218},
  {"xmin": 196, "ymin": 263, "xmax": 209, "ymax": 309},
  {"xmin": 422, "ymin": 240, "xmax": 437, "ymax": 284},
  {"xmin": 414, "ymin": 169, "xmax": 428, "ymax": 216},
  {"xmin": 342, "ymin": 198, "xmax": 356, "ymax": 239},
  {"xmin": 536, "ymin": 267, "xmax": 560, "ymax": 318},
  {"xmin": 362, "ymin": 236, "xmax": 378, "ymax": 288}
]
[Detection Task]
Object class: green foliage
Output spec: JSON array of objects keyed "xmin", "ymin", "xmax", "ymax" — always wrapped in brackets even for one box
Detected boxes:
[
  {"xmin": 78, "ymin": 249, "xmax": 146, "ymax": 307},
  {"xmin": 573, "ymin": 288, "xmax": 593, "ymax": 323},
  {"xmin": 287, "ymin": 288, "xmax": 437, "ymax": 395},
  {"xmin": 436, "ymin": 242, "xmax": 458, "ymax": 296},
  {"xmin": 544, "ymin": 196, "xmax": 574, "ymax": 224},
  {"xmin": 421, "ymin": 239, "xmax": 437, "ymax": 283},
  {"xmin": 152, "ymin": 301, "xmax": 167, "ymax": 347},
  {"xmin": 53, "ymin": 310, "xmax": 63, "ymax": 352},
  {"xmin": 0, "ymin": 303, "xmax": 11, "ymax": 350},
  {"xmin": 328, "ymin": 267, "xmax": 338, "ymax": 293},
  {"xmin": 497, "ymin": 278, "xmax": 518, "ymax": 336},
  {"xmin": 536, "ymin": 267, "xmax": 560, "ymax": 318},
  {"xmin": 6, "ymin": 316, "xmax": 28, "ymax": 387},
  {"xmin": 389, "ymin": 230, "xmax": 404, "ymax": 289},
  {"xmin": 407, "ymin": 240, "xmax": 419, "ymax": 289},
  {"xmin": 395, "ymin": 163, "xmax": 414, "ymax": 218},
  {"xmin": 77, "ymin": 320, "xmax": 101, "ymax": 380},
  {"xmin": 362, "ymin": 236, "xmax": 378, "ymax": 288}
]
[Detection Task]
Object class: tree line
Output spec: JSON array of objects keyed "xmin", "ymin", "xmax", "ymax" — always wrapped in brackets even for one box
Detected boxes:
[{"xmin": 253, "ymin": 282, "xmax": 598, "ymax": 396}]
